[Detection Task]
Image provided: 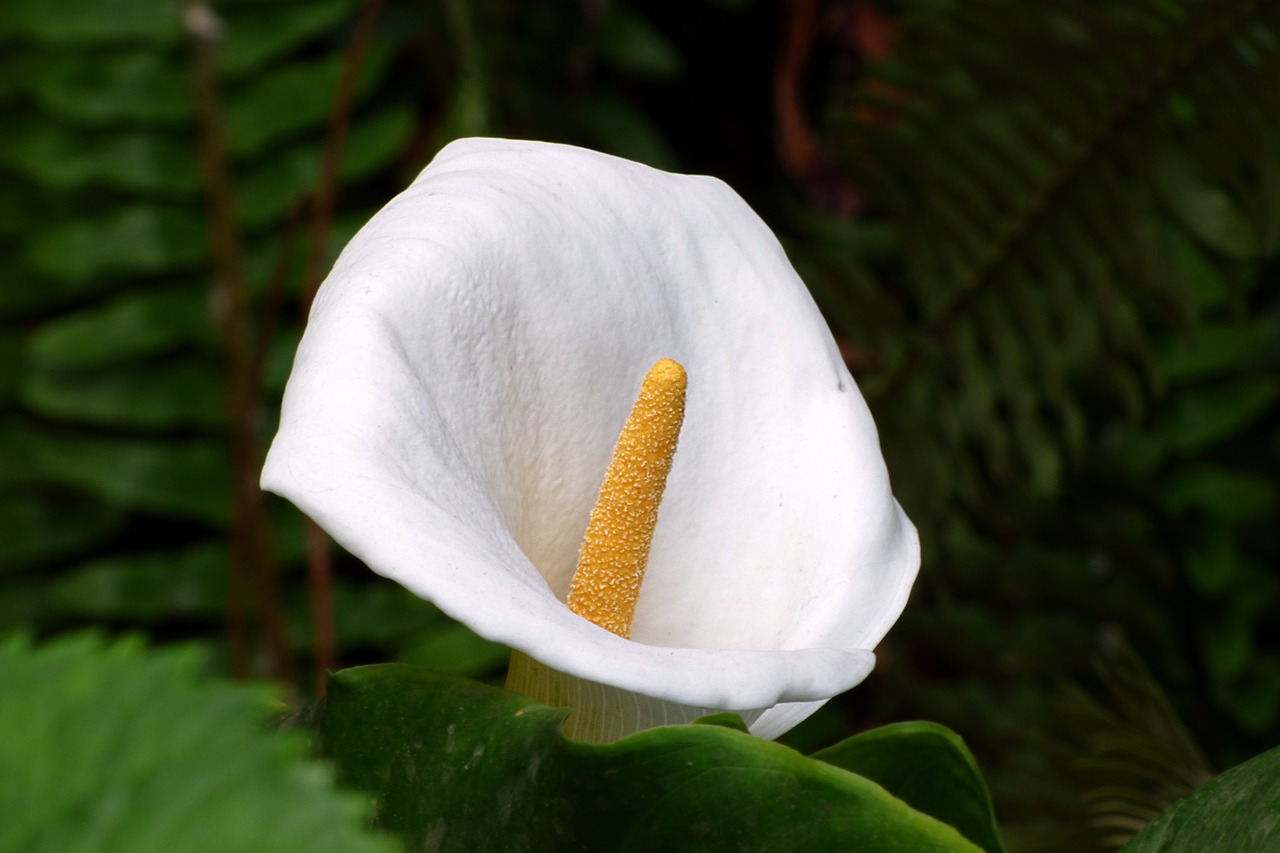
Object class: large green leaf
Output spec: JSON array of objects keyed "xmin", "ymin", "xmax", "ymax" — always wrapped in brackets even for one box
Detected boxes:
[
  {"xmin": 0, "ymin": 633, "xmax": 396, "ymax": 853},
  {"xmin": 303, "ymin": 664, "xmax": 983, "ymax": 852},
  {"xmin": 1120, "ymin": 744, "xmax": 1280, "ymax": 852},
  {"xmin": 811, "ymin": 721, "xmax": 1005, "ymax": 853}
]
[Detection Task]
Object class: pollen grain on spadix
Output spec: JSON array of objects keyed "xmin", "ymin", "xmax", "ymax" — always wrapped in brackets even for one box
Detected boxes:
[{"xmin": 566, "ymin": 358, "xmax": 687, "ymax": 639}]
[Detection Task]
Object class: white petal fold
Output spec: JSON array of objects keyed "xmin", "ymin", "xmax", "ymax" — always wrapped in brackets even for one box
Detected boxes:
[{"xmin": 262, "ymin": 138, "xmax": 919, "ymax": 739}]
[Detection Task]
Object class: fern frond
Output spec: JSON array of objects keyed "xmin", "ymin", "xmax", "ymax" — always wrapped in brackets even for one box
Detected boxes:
[
  {"xmin": 831, "ymin": 0, "xmax": 1280, "ymax": 507},
  {"xmin": 1054, "ymin": 641, "xmax": 1215, "ymax": 850}
]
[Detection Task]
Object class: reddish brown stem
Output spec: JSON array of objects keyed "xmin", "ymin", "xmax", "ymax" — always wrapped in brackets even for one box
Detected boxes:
[
  {"xmin": 301, "ymin": 0, "xmax": 385, "ymax": 310},
  {"xmin": 300, "ymin": 0, "xmax": 386, "ymax": 695},
  {"xmin": 775, "ymin": 0, "xmax": 822, "ymax": 182},
  {"xmin": 184, "ymin": 0, "xmax": 292, "ymax": 682},
  {"xmin": 252, "ymin": 200, "xmax": 305, "ymax": 385},
  {"xmin": 304, "ymin": 520, "xmax": 337, "ymax": 695},
  {"xmin": 775, "ymin": 0, "xmax": 867, "ymax": 215}
]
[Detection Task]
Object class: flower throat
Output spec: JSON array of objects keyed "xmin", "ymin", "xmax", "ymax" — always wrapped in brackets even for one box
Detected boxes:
[{"xmin": 566, "ymin": 358, "xmax": 686, "ymax": 639}]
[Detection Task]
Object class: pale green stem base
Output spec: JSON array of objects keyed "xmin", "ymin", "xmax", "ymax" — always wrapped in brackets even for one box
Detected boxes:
[{"xmin": 505, "ymin": 651, "xmax": 764, "ymax": 743}]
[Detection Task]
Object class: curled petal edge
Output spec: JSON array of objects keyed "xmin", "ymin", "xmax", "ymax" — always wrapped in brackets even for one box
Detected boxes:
[{"xmin": 261, "ymin": 137, "xmax": 920, "ymax": 738}]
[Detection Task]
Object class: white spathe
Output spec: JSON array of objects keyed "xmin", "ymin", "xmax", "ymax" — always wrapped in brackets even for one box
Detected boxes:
[{"xmin": 261, "ymin": 138, "xmax": 919, "ymax": 740}]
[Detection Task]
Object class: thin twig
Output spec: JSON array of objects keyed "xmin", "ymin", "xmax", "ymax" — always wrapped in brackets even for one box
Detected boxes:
[
  {"xmin": 301, "ymin": 0, "xmax": 386, "ymax": 310},
  {"xmin": 184, "ymin": 0, "xmax": 292, "ymax": 682},
  {"xmin": 775, "ymin": 0, "xmax": 822, "ymax": 183},
  {"xmin": 774, "ymin": 0, "xmax": 868, "ymax": 215},
  {"xmin": 300, "ymin": 0, "xmax": 386, "ymax": 696},
  {"xmin": 252, "ymin": 198, "xmax": 306, "ymax": 385}
]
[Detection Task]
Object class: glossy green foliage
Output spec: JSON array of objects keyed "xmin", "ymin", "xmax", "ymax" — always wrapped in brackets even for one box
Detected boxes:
[
  {"xmin": 813, "ymin": 721, "xmax": 1005, "ymax": 853},
  {"xmin": 304, "ymin": 664, "xmax": 983, "ymax": 853},
  {"xmin": 0, "ymin": 633, "xmax": 395, "ymax": 853},
  {"xmin": 1120, "ymin": 745, "xmax": 1280, "ymax": 852}
]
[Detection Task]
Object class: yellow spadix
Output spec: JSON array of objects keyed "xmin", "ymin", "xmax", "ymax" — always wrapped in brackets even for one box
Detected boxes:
[{"xmin": 566, "ymin": 358, "xmax": 686, "ymax": 639}]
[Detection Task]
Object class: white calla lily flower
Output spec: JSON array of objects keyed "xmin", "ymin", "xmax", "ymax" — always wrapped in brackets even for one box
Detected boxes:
[{"xmin": 262, "ymin": 138, "xmax": 918, "ymax": 741}]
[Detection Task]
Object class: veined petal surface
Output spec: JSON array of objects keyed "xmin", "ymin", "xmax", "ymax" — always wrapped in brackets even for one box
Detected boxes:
[{"xmin": 262, "ymin": 138, "xmax": 919, "ymax": 739}]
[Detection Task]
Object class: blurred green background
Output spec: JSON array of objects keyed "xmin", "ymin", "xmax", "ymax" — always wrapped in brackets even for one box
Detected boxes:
[{"xmin": 2, "ymin": 1, "xmax": 1277, "ymax": 850}]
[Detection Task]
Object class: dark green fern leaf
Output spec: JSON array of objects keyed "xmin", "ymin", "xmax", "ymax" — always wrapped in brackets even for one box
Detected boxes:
[
  {"xmin": 831, "ymin": 0, "xmax": 1280, "ymax": 511},
  {"xmin": 1054, "ymin": 641, "xmax": 1215, "ymax": 850}
]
